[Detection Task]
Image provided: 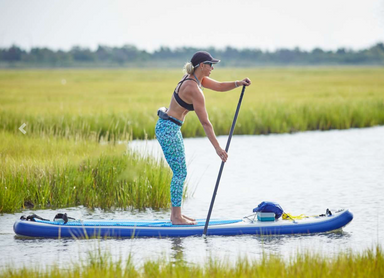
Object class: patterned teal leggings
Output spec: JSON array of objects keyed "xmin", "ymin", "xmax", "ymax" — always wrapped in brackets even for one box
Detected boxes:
[{"xmin": 155, "ymin": 118, "xmax": 186, "ymax": 207}]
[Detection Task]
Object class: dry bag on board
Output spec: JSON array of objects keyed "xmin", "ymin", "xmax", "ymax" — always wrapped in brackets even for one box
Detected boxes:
[{"xmin": 253, "ymin": 201, "xmax": 284, "ymax": 219}]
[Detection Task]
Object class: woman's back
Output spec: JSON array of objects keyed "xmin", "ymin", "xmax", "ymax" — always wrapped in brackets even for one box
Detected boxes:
[{"xmin": 168, "ymin": 75, "xmax": 200, "ymax": 121}]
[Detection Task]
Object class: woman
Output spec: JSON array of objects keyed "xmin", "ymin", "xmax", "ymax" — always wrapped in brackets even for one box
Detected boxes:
[{"xmin": 155, "ymin": 51, "xmax": 251, "ymax": 225}]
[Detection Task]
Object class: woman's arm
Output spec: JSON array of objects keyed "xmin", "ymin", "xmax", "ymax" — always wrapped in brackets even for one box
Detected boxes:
[
  {"xmin": 192, "ymin": 89, "xmax": 228, "ymax": 162},
  {"xmin": 202, "ymin": 77, "xmax": 251, "ymax": 92}
]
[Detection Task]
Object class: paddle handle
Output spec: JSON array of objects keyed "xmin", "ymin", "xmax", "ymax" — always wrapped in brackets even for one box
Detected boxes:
[{"xmin": 203, "ymin": 85, "xmax": 246, "ymax": 236}]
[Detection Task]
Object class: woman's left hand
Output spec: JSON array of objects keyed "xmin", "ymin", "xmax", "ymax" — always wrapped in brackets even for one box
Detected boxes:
[{"xmin": 239, "ymin": 78, "xmax": 251, "ymax": 86}]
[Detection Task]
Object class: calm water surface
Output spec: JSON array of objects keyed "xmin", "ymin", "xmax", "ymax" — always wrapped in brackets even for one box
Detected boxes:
[{"xmin": 1, "ymin": 126, "xmax": 383, "ymax": 268}]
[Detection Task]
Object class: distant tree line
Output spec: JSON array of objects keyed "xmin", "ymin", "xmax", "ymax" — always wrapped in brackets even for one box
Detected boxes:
[{"xmin": 1, "ymin": 43, "xmax": 383, "ymax": 68}]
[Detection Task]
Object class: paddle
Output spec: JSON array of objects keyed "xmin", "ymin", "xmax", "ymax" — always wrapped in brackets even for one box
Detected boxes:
[{"xmin": 203, "ymin": 85, "xmax": 246, "ymax": 236}]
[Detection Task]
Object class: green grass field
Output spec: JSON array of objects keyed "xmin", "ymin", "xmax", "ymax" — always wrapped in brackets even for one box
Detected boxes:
[
  {"xmin": 1, "ymin": 67, "xmax": 383, "ymax": 212},
  {"xmin": 1, "ymin": 67, "xmax": 383, "ymax": 141},
  {"xmin": 0, "ymin": 131, "xmax": 175, "ymax": 213},
  {"xmin": 1, "ymin": 245, "xmax": 382, "ymax": 278}
]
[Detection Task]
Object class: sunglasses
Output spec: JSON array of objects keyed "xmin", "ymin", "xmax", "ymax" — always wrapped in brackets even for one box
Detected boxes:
[{"xmin": 204, "ymin": 62, "xmax": 213, "ymax": 67}]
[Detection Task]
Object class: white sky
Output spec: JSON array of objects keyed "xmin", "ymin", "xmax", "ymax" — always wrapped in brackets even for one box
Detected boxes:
[{"xmin": 0, "ymin": 0, "xmax": 383, "ymax": 52}]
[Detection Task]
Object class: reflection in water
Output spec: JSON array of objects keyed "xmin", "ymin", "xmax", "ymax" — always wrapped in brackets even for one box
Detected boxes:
[
  {"xmin": 251, "ymin": 229, "xmax": 351, "ymax": 246},
  {"xmin": 170, "ymin": 237, "xmax": 185, "ymax": 263}
]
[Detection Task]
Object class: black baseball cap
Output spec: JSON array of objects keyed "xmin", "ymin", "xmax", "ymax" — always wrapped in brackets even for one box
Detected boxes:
[{"xmin": 191, "ymin": 51, "xmax": 220, "ymax": 67}]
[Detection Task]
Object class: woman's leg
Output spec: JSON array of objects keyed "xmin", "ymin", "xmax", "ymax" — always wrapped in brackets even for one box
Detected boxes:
[{"xmin": 155, "ymin": 119, "xmax": 196, "ymax": 225}]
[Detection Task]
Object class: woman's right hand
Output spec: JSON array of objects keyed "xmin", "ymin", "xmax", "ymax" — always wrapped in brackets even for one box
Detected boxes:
[
  {"xmin": 238, "ymin": 77, "xmax": 251, "ymax": 87},
  {"xmin": 216, "ymin": 147, "xmax": 228, "ymax": 162}
]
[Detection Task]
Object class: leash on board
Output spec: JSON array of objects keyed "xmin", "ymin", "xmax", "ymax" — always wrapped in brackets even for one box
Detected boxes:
[{"xmin": 203, "ymin": 85, "xmax": 246, "ymax": 236}]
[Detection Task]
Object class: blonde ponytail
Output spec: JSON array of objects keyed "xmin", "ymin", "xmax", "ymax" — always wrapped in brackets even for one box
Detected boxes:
[{"xmin": 183, "ymin": 62, "xmax": 195, "ymax": 74}]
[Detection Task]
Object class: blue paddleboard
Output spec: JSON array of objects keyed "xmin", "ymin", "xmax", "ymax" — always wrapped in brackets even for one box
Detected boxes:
[{"xmin": 13, "ymin": 209, "xmax": 353, "ymax": 238}]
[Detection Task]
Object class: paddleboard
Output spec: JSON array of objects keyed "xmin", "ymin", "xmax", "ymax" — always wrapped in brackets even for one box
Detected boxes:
[{"xmin": 13, "ymin": 209, "xmax": 353, "ymax": 238}]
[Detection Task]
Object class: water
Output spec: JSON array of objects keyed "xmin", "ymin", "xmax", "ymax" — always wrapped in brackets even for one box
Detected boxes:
[{"xmin": 1, "ymin": 126, "xmax": 383, "ymax": 269}]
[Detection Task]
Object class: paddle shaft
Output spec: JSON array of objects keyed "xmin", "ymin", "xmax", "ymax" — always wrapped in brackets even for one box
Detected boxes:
[{"xmin": 203, "ymin": 85, "xmax": 246, "ymax": 236}]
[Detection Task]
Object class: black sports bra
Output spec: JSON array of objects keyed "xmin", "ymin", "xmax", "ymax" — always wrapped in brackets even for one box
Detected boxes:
[{"xmin": 173, "ymin": 75, "xmax": 198, "ymax": 111}]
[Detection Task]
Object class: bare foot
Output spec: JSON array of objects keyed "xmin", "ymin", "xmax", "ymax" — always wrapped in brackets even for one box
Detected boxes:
[
  {"xmin": 171, "ymin": 216, "xmax": 197, "ymax": 225},
  {"xmin": 182, "ymin": 215, "xmax": 196, "ymax": 221},
  {"xmin": 170, "ymin": 215, "xmax": 196, "ymax": 222}
]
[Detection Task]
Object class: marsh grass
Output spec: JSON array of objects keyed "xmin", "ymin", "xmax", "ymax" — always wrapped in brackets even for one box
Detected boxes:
[
  {"xmin": 1, "ymin": 68, "xmax": 383, "ymax": 141},
  {"xmin": 0, "ymin": 131, "xmax": 174, "ymax": 213},
  {"xmin": 1, "ymin": 245, "xmax": 382, "ymax": 278}
]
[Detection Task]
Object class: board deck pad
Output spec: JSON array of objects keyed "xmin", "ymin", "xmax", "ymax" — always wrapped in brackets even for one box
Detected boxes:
[{"xmin": 33, "ymin": 219, "xmax": 242, "ymax": 227}]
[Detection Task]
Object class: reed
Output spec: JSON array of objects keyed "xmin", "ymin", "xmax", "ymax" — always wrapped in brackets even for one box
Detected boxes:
[
  {"xmin": 1, "ymin": 245, "xmax": 382, "ymax": 278},
  {"xmin": 0, "ymin": 131, "xmax": 175, "ymax": 213},
  {"xmin": 1, "ymin": 67, "xmax": 383, "ymax": 141}
]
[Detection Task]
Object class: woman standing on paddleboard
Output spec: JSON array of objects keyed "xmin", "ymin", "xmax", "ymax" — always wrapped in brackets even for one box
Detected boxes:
[{"xmin": 156, "ymin": 51, "xmax": 251, "ymax": 225}]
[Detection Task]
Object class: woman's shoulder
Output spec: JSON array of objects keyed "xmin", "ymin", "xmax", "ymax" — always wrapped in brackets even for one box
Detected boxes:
[{"xmin": 178, "ymin": 79, "xmax": 202, "ymax": 101}]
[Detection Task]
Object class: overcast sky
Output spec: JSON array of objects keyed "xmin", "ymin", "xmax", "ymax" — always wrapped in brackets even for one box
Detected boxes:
[{"xmin": 0, "ymin": 0, "xmax": 383, "ymax": 52}]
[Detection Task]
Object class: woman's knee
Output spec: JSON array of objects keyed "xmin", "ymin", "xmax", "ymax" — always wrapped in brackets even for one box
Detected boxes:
[{"xmin": 173, "ymin": 166, "xmax": 187, "ymax": 182}]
